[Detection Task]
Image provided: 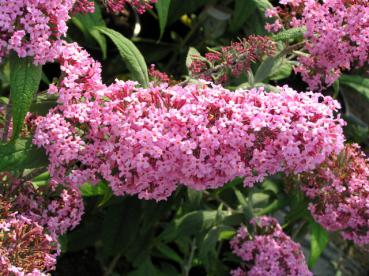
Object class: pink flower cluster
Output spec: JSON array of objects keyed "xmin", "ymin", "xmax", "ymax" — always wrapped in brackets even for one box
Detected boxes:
[
  {"xmin": 149, "ymin": 64, "xmax": 171, "ymax": 85},
  {"xmin": 34, "ymin": 43, "xmax": 345, "ymax": 201},
  {"xmin": 0, "ymin": 214, "xmax": 57, "ymax": 276},
  {"xmin": 50, "ymin": 42, "xmax": 104, "ymax": 105},
  {"xmin": 12, "ymin": 181, "xmax": 84, "ymax": 237},
  {"xmin": 103, "ymin": 0, "xmax": 157, "ymax": 14},
  {"xmin": 72, "ymin": 0, "xmax": 95, "ymax": 14},
  {"xmin": 0, "ymin": 172, "xmax": 84, "ymax": 275},
  {"xmin": 0, "ymin": 0, "xmax": 80, "ymax": 64},
  {"xmin": 0, "ymin": 184, "xmax": 57, "ymax": 276},
  {"xmin": 266, "ymin": 0, "xmax": 369, "ymax": 90},
  {"xmin": 301, "ymin": 144, "xmax": 369, "ymax": 245},
  {"xmin": 189, "ymin": 36, "xmax": 276, "ymax": 84},
  {"xmin": 230, "ymin": 216, "xmax": 312, "ymax": 276}
]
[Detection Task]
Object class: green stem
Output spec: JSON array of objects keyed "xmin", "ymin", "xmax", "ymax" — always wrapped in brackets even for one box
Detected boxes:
[{"xmin": 182, "ymin": 238, "xmax": 196, "ymax": 276}]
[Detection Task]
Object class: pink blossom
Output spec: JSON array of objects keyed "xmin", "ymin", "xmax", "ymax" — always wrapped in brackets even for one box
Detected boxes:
[
  {"xmin": 103, "ymin": 0, "xmax": 157, "ymax": 14},
  {"xmin": 189, "ymin": 36, "xmax": 276, "ymax": 84},
  {"xmin": 34, "ymin": 43, "xmax": 345, "ymax": 201},
  {"xmin": 230, "ymin": 216, "xmax": 312, "ymax": 276},
  {"xmin": 0, "ymin": 172, "xmax": 84, "ymax": 238},
  {"xmin": 0, "ymin": 0, "xmax": 80, "ymax": 64},
  {"xmin": 301, "ymin": 144, "xmax": 369, "ymax": 245},
  {"xmin": 0, "ymin": 196, "xmax": 57, "ymax": 276},
  {"xmin": 72, "ymin": 0, "xmax": 95, "ymax": 14},
  {"xmin": 266, "ymin": 0, "xmax": 369, "ymax": 90}
]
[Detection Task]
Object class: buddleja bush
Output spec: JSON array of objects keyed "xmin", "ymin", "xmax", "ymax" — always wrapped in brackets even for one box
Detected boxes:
[{"xmin": 1, "ymin": 0, "xmax": 369, "ymax": 275}]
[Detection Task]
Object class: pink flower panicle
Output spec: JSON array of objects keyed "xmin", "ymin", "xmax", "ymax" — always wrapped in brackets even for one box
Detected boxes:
[
  {"xmin": 34, "ymin": 44, "xmax": 345, "ymax": 201},
  {"xmin": 149, "ymin": 64, "xmax": 171, "ymax": 85},
  {"xmin": 72, "ymin": 0, "xmax": 95, "ymax": 14},
  {"xmin": 301, "ymin": 144, "xmax": 369, "ymax": 246},
  {"xmin": 0, "ymin": 172, "xmax": 84, "ymax": 238},
  {"xmin": 189, "ymin": 36, "xmax": 276, "ymax": 84},
  {"xmin": 230, "ymin": 216, "xmax": 312, "ymax": 276},
  {"xmin": 102, "ymin": 0, "xmax": 157, "ymax": 14},
  {"xmin": 0, "ymin": 190, "xmax": 58, "ymax": 276},
  {"xmin": 13, "ymin": 182, "xmax": 84, "ymax": 237},
  {"xmin": 0, "ymin": 0, "xmax": 80, "ymax": 64},
  {"xmin": 50, "ymin": 42, "xmax": 104, "ymax": 105},
  {"xmin": 266, "ymin": 0, "xmax": 369, "ymax": 90}
]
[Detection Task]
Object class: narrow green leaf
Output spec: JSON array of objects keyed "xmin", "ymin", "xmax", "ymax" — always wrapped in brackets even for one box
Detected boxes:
[
  {"xmin": 0, "ymin": 138, "xmax": 48, "ymax": 172},
  {"xmin": 127, "ymin": 259, "xmax": 161, "ymax": 276},
  {"xmin": 254, "ymin": 55, "xmax": 282, "ymax": 83},
  {"xmin": 255, "ymin": 197, "xmax": 288, "ymax": 216},
  {"xmin": 269, "ymin": 59, "xmax": 292, "ymax": 81},
  {"xmin": 31, "ymin": 171, "xmax": 50, "ymax": 182},
  {"xmin": 160, "ymin": 211, "xmax": 217, "ymax": 242},
  {"xmin": 340, "ymin": 75, "xmax": 369, "ymax": 103},
  {"xmin": 96, "ymin": 26, "xmax": 149, "ymax": 87},
  {"xmin": 72, "ymin": 1, "xmax": 107, "ymax": 59},
  {"xmin": 9, "ymin": 54, "xmax": 42, "ymax": 140},
  {"xmin": 31, "ymin": 171, "xmax": 50, "ymax": 188},
  {"xmin": 155, "ymin": 242, "xmax": 182, "ymax": 263},
  {"xmin": 234, "ymin": 188, "xmax": 247, "ymax": 207},
  {"xmin": 308, "ymin": 222, "xmax": 329, "ymax": 268},
  {"xmin": 156, "ymin": 0, "xmax": 171, "ymax": 39},
  {"xmin": 80, "ymin": 181, "xmax": 110, "ymax": 197}
]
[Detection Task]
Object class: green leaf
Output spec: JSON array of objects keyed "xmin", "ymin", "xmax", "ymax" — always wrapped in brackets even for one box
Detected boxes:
[
  {"xmin": 269, "ymin": 59, "xmax": 292, "ymax": 81},
  {"xmin": 80, "ymin": 181, "xmax": 110, "ymax": 197},
  {"xmin": 0, "ymin": 138, "xmax": 48, "ymax": 172},
  {"xmin": 340, "ymin": 75, "xmax": 369, "ymax": 103},
  {"xmin": 156, "ymin": 0, "xmax": 171, "ymax": 39},
  {"xmin": 160, "ymin": 211, "xmax": 217, "ymax": 242},
  {"xmin": 9, "ymin": 54, "xmax": 42, "ymax": 140},
  {"xmin": 128, "ymin": 259, "xmax": 161, "ymax": 276},
  {"xmin": 254, "ymin": 55, "xmax": 282, "ymax": 83},
  {"xmin": 199, "ymin": 225, "xmax": 233, "ymax": 273},
  {"xmin": 96, "ymin": 27, "xmax": 149, "ymax": 87},
  {"xmin": 71, "ymin": 1, "xmax": 107, "ymax": 59},
  {"xmin": 58, "ymin": 234, "xmax": 68, "ymax": 253},
  {"xmin": 230, "ymin": 0, "xmax": 256, "ymax": 33},
  {"xmin": 31, "ymin": 171, "xmax": 50, "ymax": 182},
  {"xmin": 255, "ymin": 196, "xmax": 288, "ymax": 216},
  {"xmin": 308, "ymin": 221, "xmax": 329, "ymax": 268},
  {"xmin": 101, "ymin": 197, "xmax": 142, "ymax": 256},
  {"xmin": 155, "ymin": 242, "xmax": 182, "ymax": 263},
  {"xmin": 32, "ymin": 171, "xmax": 50, "ymax": 188}
]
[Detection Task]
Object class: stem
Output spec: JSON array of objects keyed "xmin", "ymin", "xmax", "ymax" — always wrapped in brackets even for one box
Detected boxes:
[
  {"xmin": 22, "ymin": 168, "xmax": 47, "ymax": 182},
  {"xmin": 182, "ymin": 238, "xmax": 196, "ymax": 276},
  {"xmin": 104, "ymin": 254, "xmax": 121, "ymax": 276},
  {"xmin": 2, "ymin": 99, "xmax": 12, "ymax": 143},
  {"xmin": 292, "ymin": 220, "xmax": 307, "ymax": 239}
]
